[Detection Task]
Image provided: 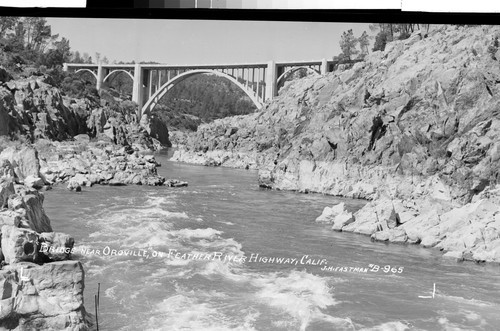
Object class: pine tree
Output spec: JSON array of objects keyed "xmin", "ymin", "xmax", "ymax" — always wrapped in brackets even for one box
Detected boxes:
[
  {"xmin": 358, "ymin": 31, "xmax": 370, "ymax": 55},
  {"xmin": 339, "ymin": 29, "xmax": 359, "ymax": 60}
]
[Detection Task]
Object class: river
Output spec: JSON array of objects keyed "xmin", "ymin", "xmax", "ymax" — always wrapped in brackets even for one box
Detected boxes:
[{"xmin": 43, "ymin": 155, "xmax": 500, "ymax": 331}]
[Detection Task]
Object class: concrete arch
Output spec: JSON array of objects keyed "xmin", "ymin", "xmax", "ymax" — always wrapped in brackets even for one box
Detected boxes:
[
  {"xmin": 276, "ymin": 66, "xmax": 320, "ymax": 87},
  {"xmin": 103, "ymin": 69, "xmax": 134, "ymax": 83},
  {"xmin": 75, "ymin": 68, "xmax": 97, "ymax": 80},
  {"xmin": 141, "ymin": 69, "xmax": 263, "ymax": 115}
]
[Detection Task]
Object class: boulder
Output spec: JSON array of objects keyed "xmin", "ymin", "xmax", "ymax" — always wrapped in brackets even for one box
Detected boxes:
[
  {"xmin": 343, "ymin": 203, "xmax": 380, "ymax": 236},
  {"xmin": 331, "ymin": 212, "xmax": 355, "ymax": 231},
  {"xmin": 0, "ymin": 210, "xmax": 22, "ymax": 227},
  {"xmin": 69, "ymin": 157, "xmax": 89, "ymax": 174},
  {"xmin": 24, "ymin": 175, "xmax": 45, "ymax": 189},
  {"xmin": 341, "ymin": 199, "xmax": 400, "ymax": 236},
  {"xmin": 67, "ymin": 180, "xmax": 82, "ymax": 192},
  {"xmin": 315, "ymin": 202, "xmax": 346, "ymax": 224},
  {"xmin": 164, "ymin": 179, "xmax": 188, "ymax": 187},
  {"xmin": 371, "ymin": 228, "xmax": 408, "ymax": 244},
  {"xmin": 87, "ymin": 173, "xmax": 103, "ymax": 185},
  {"xmin": 420, "ymin": 235, "xmax": 441, "ymax": 248},
  {"xmin": 145, "ymin": 175, "xmax": 166, "ymax": 186},
  {"xmin": 0, "ymin": 261, "xmax": 88, "ymax": 329},
  {"xmin": 125, "ymin": 173, "xmax": 143, "ymax": 185},
  {"xmin": 38, "ymin": 232, "xmax": 75, "ymax": 261},
  {"xmin": 5, "ymin": 188, "xmax": 52, "ymax": 233},
  {"xmin": 21, "ymin": 192, "xmax": 52, "ymax": 232},
  {"xmin": 111, "ymin": 171, "xmax": 130, "ymax": 184},
  {"xmin": 374, "ymin": 199, "xmax": 400, "ymax": 230},
  {"xmin": 1, "ymin": 225, "xmax": 39, "ymax": 264},
  {"xmin": 69, "ymin": 173, "xmax": 91, "ymax": 187},
  {"xmin": 108, "ymin": 179, "xmax": 127, "ymax": 186},
  {"xmin": 0, "ymin": 146, "xmax": 41, "ymax": 182}
]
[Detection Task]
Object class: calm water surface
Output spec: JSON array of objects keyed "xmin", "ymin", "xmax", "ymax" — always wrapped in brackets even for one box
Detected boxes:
[{"xmin": 43, "ymin": 156, "xmax": 500, "ymax": 331}]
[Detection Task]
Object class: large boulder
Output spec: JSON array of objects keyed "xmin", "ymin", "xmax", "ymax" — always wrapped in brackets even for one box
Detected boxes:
[
  {"xmin": 0, "ymin": 146, "xmax": 41, "ymax": 182},
  {"xmin": 20, "ymin": 191, "xmax": 52, "ymax": 233},
  {"xmin": 342, "ymin": 199, "xmax": 400, "ymax": 235},
  {"xmin": 0, "ymin": 261, "xmax": 89, "ymax": 329},
  {"xmin": 374, "ymin": 199, "xmax": 400, "ymax": 230},
  {"xmin": 24, "ymin": 175, "xmax": 45, "ymax": 189},
  {"xmin": 1, "ymin": 225, "xmax": 39, "ymax": 264},
  {"xmin": 401, "ymin": 209, "xmax": 441, "ymax": 244},
  {"xmin": 342, "ymin": 203, "xmax": 380, "ymax": 236},
  {"xmin": 315, "ymin": 202, "xmax": 346, "ymax": 224},
  {"xmin": 68, "ymin": 173, "xmax": 91, "ymax": 187},
  {"xmin": 331, "ymin": 211, "xmax": 355, "ymax": 231},
  {"xmin": 38, "ymin": 232, "xmax": 75, "ymax": 262},
  {"xmin": 371, "ymin": 228, "xmax": 408, "ymax": 244}
]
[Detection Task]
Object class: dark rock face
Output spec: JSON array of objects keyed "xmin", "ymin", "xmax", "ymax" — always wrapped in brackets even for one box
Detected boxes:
[
  {"xmin": 146, "ymin": 113, "xmax": 172, "ymax": 148},
  {"xmin": 1, "ymin": 73, "xmax": 170, "ymax": 150},
  {"xmin": 172, "ymin": 25, "xmax": 500, "ymax": 263},
  {"xmin": 1, "ymin": 78, "xmax": 88, "ymax": 141}
]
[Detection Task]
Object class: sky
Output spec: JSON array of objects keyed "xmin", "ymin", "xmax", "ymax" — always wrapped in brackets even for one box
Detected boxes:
[{"xmin": 46, "ymin": 18, "xmax": 371, "ymax": 65}]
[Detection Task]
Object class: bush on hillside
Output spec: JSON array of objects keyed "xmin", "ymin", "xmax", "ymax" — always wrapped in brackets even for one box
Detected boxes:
[{"xmin": 60, "ymin": 74, "xmax": 99, "ymax": 100}]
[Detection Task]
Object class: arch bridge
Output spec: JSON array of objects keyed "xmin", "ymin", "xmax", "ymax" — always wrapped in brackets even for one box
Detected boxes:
[{"xmin": 64, "ymin": 59, "xmax": 354, "ymax": 118}]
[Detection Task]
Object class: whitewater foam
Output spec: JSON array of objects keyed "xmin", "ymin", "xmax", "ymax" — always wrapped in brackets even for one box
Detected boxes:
[
  {"xmin": 146, "ymin": 294, "xmax": 258, "ymax": 331},
  {"xmin": 250, "ymin": 270, "xmax": 351, "ymax": 331}
]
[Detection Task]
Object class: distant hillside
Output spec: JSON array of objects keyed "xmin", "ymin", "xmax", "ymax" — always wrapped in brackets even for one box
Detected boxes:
[
  {"xmin": 101, "ymin": 71, "xmax": 257, "ymax": 131},
  {"xmin": 152, "ymin": 74, "xmax": 257, "ymax": 131}
]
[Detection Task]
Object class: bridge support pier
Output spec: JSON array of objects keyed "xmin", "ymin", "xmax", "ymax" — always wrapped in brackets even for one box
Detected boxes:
[
  {"xmin": 265, "ymin": 60, "xmax": 277, "ymax": 101},
  {"xmin": 96, "ymin": 64, "xmax": 105, "ymax": 91},
  {"xmin": 132, "ymin": 64, "xmax": 143, "ymax": 117},
  {"xmin": 321, "ymin": 58, "xmax": 328, "ymax": 75}
]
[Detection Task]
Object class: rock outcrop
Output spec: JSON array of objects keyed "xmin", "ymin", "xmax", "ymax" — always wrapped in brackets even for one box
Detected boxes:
[
  {"xmin": 0, "ymin": 144, "xmax": 90, "ymax": 329},
  {"xmin": 36, "ymin": 139, "xmax": 170, "ymax": 188},
  {"xmin": 0, "ymin": 261, "xmax": 89, "ymax": 329},
  {"xmin": 172, "ymin": 25, "xmax": 500, "ymax": 263},
  {"xmin": 0, "ymin": 71, "xmax": 170, "ymax": 150},
  {"xmin": 1, "ymin": 77, "xmax": 88, "ymax": 141}
]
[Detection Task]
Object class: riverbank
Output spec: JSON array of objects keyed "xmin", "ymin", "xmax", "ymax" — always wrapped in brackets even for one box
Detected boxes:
[
  {"xmin": 36, "ymin": 138, "xmax": 187, "ymax": 190},
  {"xmin": 171, "ymin": 25, "xmax": 500, "ymax": 264},
  {"xmin": 0, "ymin": 44, "xmax": 174, "ymax": 327},
  {"xmin": 0, "ymin": 143, "xmax": 92, "ymax": 329}
]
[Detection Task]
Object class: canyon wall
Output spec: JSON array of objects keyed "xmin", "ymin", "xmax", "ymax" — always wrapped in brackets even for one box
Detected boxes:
[{"xmin": 172, "ymin": 25, "xmax": 500, "ymax": 263}]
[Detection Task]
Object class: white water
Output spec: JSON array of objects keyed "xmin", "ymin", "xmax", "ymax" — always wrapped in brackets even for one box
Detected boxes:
[{"xmin": 44, "ymin": 157, "xmax": 500, "ymax": 331}]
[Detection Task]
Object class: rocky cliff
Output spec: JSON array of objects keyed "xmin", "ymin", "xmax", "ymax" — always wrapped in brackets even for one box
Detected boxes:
[
  {"xmin": 0, "ymin": 68, "xmax": 170, "ymax": 151},
  {"xmin": 172, "ymin": 25, "xmax": 500, "ymax": 263},
  {"xmin": 0, "ymin": 53, "xmax": 175, "ymax": 330},
  {"xmin": 0, "ymin": 145, "xmax": 91, "ymax": 330}
]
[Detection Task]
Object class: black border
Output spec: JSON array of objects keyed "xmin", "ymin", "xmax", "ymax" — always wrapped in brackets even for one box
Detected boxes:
[{"xmin": 0, "ymin": 7, "xmax": 497, "ymax": 25}]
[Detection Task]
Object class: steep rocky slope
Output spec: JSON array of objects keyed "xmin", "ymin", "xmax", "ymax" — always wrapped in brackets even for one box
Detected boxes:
[
  {"xmin": 0, "ymin": 69, "xmax": 170, "ymax": 150},
  {"xmin": 0, "ymin": 53, "xmax": 170, "ymax": 329},
  {"xmin": 172, "ymin": 25, "xmax": 500, "ymax": 263},
  {"xmin": 0, "ymin": 146, "xmax": 91, "ymax": 329}
]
